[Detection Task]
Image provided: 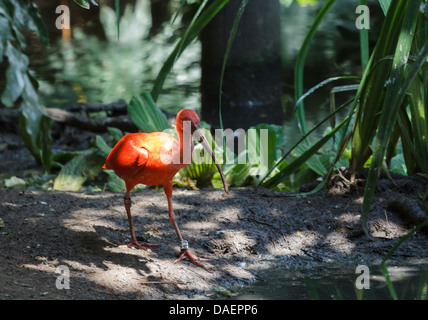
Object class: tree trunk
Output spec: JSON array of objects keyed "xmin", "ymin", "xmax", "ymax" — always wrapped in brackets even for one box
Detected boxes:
[{"xmin": 200, "ymin": 0, "xmax": 283, "ymax": 130}]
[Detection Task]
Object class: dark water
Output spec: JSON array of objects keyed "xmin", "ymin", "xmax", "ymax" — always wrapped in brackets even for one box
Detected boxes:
[
  {"xmin": 230, "ymin": 263, "xmax": 428, "ymax": 300},
  {"xmin": 31, "ymin": 0, "xmax": 361, "ymax": 122}
]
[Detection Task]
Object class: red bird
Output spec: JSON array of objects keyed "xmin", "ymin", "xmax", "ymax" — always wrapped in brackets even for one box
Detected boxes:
[{"xmin": 103, "ymin": 109, "xmax": 228, "ymax": 267}]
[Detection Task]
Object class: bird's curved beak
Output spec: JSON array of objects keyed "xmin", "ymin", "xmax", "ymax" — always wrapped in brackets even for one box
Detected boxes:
[{"xmin": 193, "ymin": 128, "xmax": 229, "ymax": 194}]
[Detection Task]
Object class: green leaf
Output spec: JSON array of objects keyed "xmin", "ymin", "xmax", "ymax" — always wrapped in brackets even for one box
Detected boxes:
[
  {"xmin": 128, "ymin": 92, "xmax": 169, "ymax": 132},
  {"xmin": 1, "ymin": 43, "xmax": 27, "ymax": 106},
  {"xmin": 247, "ymin": 123, "xmax": 282, "ymax": 178},
  {"xmin": 259, "ymin": 98, "xmax": 352, "ymax": 187},
  {"xmin": 73, "ymin": 0, "xmax": 95, "ymax": 9},
  {"xmin": 261, "ymin": 116, "xmax": 349, "ymax": 188},
  {"xmin": 361, "ymin": 0, "xmax": 426, "ymax": 235},
  {"xmin": 294, "ymin": 0, "xmax": 336, "ymax": 136},
  {"xmin": 4, "ymin": 176, "xmax": 26, "ymax": 188},
  {"xmin": 171, "ymin": 0, "xmax": 187, "ymax": 25},
  {"xmin": 350, "ymin": 0, "xmax": 408, "ymax": 173},
  {"xmin": 95, "ymin": 135, "xmax": 113, "ymax": 156},
  {"xmin": 218, "ymin": 0, "xmax": 249, "ymax": 130},
  {"xmin": 115, "ymin": 0, "xmax": 120, "ymax": 41},
  {"xmin": 25, "ymin": 1, "xmax": 49, "ymax": 46},
  {"xmin": 53, "ymin": 152, "xmax": 104, "ymax": 191},
  {"xmin": 107, "ymin": 127, "xmax": 124, "ymax": 143},
  {"xmin": 1, "ymin": 0, "xmax": 52, "ymax": 172},
  {"xmin": 380, "ymin": 218, "xmax": 428, "ymax": 300},
  {"xmin": 358, "ymin": 0, "xmax": 369, "ymax": 71},
  {"xmin": 106, "ymin": 170, "xmax": 126, "ymax": 192},
  {"xmin": 18, "ymin": 77, "xmax": 52, "ymax": 172},
  {"xmin": 378, "ymin": 0, "xmax": 391, "ymax": 15},
  {"xmin": 181, "ymin": 127, "xmax": 219, "ymax": 187}
]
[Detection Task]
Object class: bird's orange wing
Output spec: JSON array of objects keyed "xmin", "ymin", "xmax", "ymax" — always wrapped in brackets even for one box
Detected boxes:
[{"xmin": 103, "ymin": 134, "xmax": 148, "ymax": 179}]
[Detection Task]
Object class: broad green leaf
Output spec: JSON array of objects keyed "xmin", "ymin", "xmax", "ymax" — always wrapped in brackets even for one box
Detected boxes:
[
  {"xmin": 95, "ymin": 135, "xmax": 113, "ymax": 156},
  {"xmin": 1, "ymin": 0, "xmax": 52, "ymax": 172},
  {"xmin": 53, "ymin": 152, "xmax": 104, "ymax": 191},
  {"xmin": 247, "ymin": 123, "xmax": 282, "ymax": 179},
  {"xmin": 106, "ymin": 171, "xmax": 126, "ymax": 192},
  {"xmin": 18, "ymin": 76, "xmax": 52, "ymax": 172},
  {"xmin": 128, "ymin": 92, "xmax": 169, "ymax": 132},
  {"xmin": 1, "ymin": 43, "xmax": 27, "ymax": 106},
  {"xmin": 107, "ymin": 127, "xmax": 124, "ymax": 143},
  {"xmin": 25, "ymin": 1, "xmax": 49, "ymax": 46}
]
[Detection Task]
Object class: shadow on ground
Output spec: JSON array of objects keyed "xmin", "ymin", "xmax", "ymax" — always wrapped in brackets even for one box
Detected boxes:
[{"xmin": 0, "ymin": 172, "xmax": 427, "ymax": 299}]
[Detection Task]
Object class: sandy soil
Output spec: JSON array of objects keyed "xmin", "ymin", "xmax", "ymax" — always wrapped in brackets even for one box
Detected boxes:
[{"xmin": 1, "ymin": 169, "xmax": 427, "ymax": 300}]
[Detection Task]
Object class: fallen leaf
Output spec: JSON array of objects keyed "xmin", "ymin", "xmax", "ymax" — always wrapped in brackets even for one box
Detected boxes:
[
  {"xmin": 5, "ymin": 176, "xmax": 26, "ymax": 188},
  {"xmin": 145, "ymin": 228, "xmax": 160, "ymax": 236}
]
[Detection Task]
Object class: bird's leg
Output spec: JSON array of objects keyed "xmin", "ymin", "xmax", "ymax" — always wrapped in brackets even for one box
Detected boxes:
[
  {"xmin": 163, "ymin": 181, "xmax": 210, "ymax": 267},
  {"xmin": 120, "ymin": 191, "xmax": 158, "ymax": 251}
]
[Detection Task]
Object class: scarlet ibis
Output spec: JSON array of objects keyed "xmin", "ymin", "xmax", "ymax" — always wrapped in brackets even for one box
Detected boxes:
[{"xmin": 103, "ymin": 109, "xmax": 228, "ymax": 267}]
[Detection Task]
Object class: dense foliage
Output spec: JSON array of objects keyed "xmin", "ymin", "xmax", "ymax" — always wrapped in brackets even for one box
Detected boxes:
[{"xmin": 1, "ymin": 0, "xmax": 427, "ymax": 219}]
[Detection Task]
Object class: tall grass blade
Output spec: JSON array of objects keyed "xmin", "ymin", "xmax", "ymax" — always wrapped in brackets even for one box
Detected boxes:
[
  {"xmin": 378, "ymin": 0, "xmax": 391, "ymax": 15},
  {"xmin": 115, "ymin": 0, "xmax": 120, "ymax": 41},
  {"xmin": 175, "ymin": 0, "xmax": 209, "ymax": 67},
  {"xmin": 358, "ymin": 0, "xmax": 369, "ymax": 71},
  {"xmin": 261, "ymin": 115, "xmax": 350, "ymax": 188},
  {"xmin": 294, "ymin": 0, "xmax": 336, "ymax": 136},
  {"xmin": 350, "ymin": 0, "xmax": 408, "ymax": 173},
  {"xmin": 151, "ymin": 0, "xmax": 230, "ymax": 101},
  {"xmin": 294, "ymin": 76, "xmax": 360, "ymax": 110},
  {"xmin": 361, "ymin": 0, "xmax": 426, "ymax": 234},
  {"xmin": 259, "ymin": 97, "xmax": 353, "ymax": 187},
  {"xmin": 380, "ymin": 218, "xmax": 428, "ymax": 300},
  {"xmin": 218, "ymin": 0, "xmax": 249, "ymax": 131},
  {"xmin": 172, "ymin": 0, "xmax": 187, "ymax": 25}
]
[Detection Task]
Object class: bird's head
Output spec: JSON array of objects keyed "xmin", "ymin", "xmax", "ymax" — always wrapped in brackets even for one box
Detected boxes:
[
  {"xmin": 176, "ymin": 108, "xmax": 229, "ymax": 194},
  {"xmin": 176, "ymin": 109, "xmax": 201, "ymax": 134}
]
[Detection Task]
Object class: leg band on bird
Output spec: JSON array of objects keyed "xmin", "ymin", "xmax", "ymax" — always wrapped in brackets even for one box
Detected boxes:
[
  {"xmin": 124, "ymin": 197, "xmax": 132, "ymax": 206},
  {"xmin": 180, "ymin": 240, "xmax": 189, "ymax": 250}
]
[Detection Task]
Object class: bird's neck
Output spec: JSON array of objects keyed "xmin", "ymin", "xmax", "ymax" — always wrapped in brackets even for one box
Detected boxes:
[{"xmin": 176, "ymin": 123, "xmax": 194, "ymax": 165}]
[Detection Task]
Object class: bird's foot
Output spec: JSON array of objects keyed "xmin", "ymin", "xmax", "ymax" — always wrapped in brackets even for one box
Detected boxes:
[
  {"xmin": 119, "ymin": 239, "xmax": 158, "ymax": 251},
  {"xmin": 175, "ymin": 249, "xmax": 211, "ymax": 268}
]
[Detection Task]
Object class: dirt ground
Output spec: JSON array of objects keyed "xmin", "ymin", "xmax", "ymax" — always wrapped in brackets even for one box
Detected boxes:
[
  {"xmin": 1, "ymin": 164, "xmax": 427, "ymax": 299},
  {"xmin": 1, "ymin": 128, "xmax": 428, "ymax": 300}
]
